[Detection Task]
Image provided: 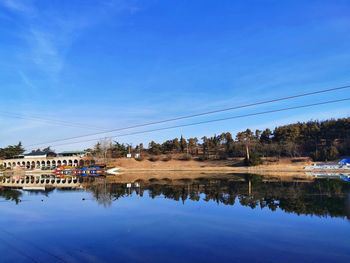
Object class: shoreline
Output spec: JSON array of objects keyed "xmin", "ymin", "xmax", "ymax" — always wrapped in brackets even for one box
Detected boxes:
[
  {"xmin": 1, "ymin": 157, "xmax": 349, "ymax": 179},
  {"xmin": 1, "ymin": 165, "xmax": 349, "ymax": 175}
]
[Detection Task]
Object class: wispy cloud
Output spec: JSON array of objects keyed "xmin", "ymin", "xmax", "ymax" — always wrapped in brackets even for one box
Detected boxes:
[
  {"xmin": 26, "ymin": 29, "xmax": 64, "ymax": 75},
  {"xmin": 2, "ymin": 0, "xmax": 140, "ymax": 79},
  {"xmin": 0, "ymin": 0, "xmax": 142, "ymax": 146},
  {"xmin": 18, "ymin": 70, "xmax": 37, "ymax": 92},
  {"xmin": 1, "ymin": 0, "xmax": 66, "ymax": 81},
  {"xmin": 1, "ymin": 0, "xmax": 35, "ymax": 14}
]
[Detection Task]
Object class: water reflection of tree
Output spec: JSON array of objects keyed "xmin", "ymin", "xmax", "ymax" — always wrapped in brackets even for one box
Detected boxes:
[
  {"xmin": 7, "ymin": 174, "xmax": 344, "ymax": 218},
  {"xmin": 86, "ymin": 176, "xmax": 350, "ymax": 219},
  {"xmin": 0, "ymin": 188, "xmax": 22, "ymax": 204},
  {"xmin": 85, "ymin": 178, "xmax": 115, "ymax": 207},
  {"xmin": 27, "ymin": 188, "xmax": 55, "ymax": 197}
]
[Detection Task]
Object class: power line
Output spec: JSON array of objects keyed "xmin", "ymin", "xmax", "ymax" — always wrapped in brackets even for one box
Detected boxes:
[
  {"xmin": 0, "ymin": 111, "xmax": 107, "ymax": 131},
  {"xmin": 26, "ymin": 84, "xmax": 350, "ymax": 148},
  {"xmin": 46, "ymin": 98, "xmax": 350, "ymax": 148},
  {"xmin": 0, "ymin": 111, "xmax": 106, "ymax": 130}
]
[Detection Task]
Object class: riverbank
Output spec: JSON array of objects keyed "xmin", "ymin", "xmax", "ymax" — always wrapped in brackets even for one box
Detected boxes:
[
  {"xmin": 109, "ymin": 157, "xmax": 350, "ymax": 180},
  {"xmin": 111, "ymin": 157, "xmax": 308, "ymax": 172},
  {"xmin": 2, "ymin": 157, "xmax": 348, "ymax": 179}
]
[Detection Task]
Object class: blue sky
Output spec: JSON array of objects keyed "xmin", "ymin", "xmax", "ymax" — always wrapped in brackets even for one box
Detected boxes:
[{"xmin": 0, "ymin": 0, "xmax": 349, "ymax": 151}]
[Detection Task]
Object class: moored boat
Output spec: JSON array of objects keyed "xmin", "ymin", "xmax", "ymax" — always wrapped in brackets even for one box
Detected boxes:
[{"xmin": 53, "ymin": 165, "xmax": 106, "ymax": 177}]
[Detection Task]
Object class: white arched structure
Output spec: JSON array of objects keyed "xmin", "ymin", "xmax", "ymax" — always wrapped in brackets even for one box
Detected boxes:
[{"xmin": 0, "ymin": 156, "xmax": 92, "ymax": 170}]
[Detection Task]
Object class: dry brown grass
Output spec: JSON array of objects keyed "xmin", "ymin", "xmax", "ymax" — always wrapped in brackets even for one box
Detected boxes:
[{"xmin": 109, "ymin": 157, "xmax": 309, "ymax": 173}]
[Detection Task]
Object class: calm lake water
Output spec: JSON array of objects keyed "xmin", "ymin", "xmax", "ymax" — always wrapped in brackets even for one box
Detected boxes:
[{"xmin": 1, "ymin": 174, "xmax": 350, "ymax": 263}]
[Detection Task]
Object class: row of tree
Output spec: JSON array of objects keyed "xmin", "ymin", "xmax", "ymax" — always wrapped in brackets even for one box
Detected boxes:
[
  {"xmin": 1, "ymin": 118, "xmax": 349, "ymax": 162},
  {"xmin": 92, "ymin": 117, "xmax": 349, "ymax": 162},
  {"xmin": 143, "ymin": 118, "xmax": 350, "ymax": 161},
  {"xmin": 0, "ymin": 142, "xmax": 25, "ymax": 159}
]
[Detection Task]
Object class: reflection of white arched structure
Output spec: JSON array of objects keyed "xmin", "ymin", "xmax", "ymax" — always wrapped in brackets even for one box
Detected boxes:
[{"xmin": 0, "ymin": 175, "xmax": 82, "ymax": 189}]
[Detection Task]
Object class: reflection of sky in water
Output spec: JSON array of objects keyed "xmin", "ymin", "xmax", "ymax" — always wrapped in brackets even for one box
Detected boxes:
[{"xmin": 0, "ymin": 179, "xmax": 350, "ymax": 263}]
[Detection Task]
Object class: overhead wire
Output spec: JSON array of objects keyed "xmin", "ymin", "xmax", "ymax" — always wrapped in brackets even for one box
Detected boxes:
[
  {"xmin": 0, "ymin": 111, "xmax": 107, "ymax": 131},
  {"xmin": 45, "ymin": 97, "xmax": 350, "ymax": 148},
  {"xmin": 25, "ymin": 84, "xmax": 350, "ymax": 148}
]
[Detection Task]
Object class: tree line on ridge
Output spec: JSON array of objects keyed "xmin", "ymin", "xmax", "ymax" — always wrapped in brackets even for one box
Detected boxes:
[
  {"xmin": 90, "ymin": 117, "xmax": 350, "ymax": 163},
  {"xmin": 1, "ymin": 117, "xmax": 349, "ymax": 164}
]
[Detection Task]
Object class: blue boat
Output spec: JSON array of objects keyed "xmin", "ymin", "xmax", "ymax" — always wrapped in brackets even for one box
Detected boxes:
[{"xmin": 80, "ymin": 166, "xmax": 105, "ymax": 176}]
